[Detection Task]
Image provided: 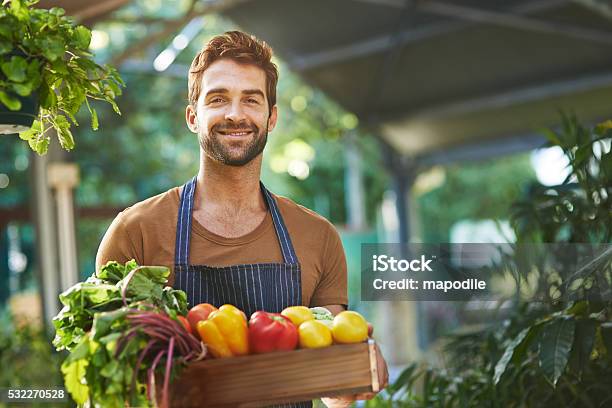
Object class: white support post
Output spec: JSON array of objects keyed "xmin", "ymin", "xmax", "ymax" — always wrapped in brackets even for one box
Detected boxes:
[
  {"xmin": 31, "ymin": 151, "xmax": 60, "ymax": 329},
  {"xmin": 47, "ymin": 163, "xmax": 80, "ymax": 292},
  {"xmin": 344, "ymin": 132, "xmax": 367, "ymax": 231}
]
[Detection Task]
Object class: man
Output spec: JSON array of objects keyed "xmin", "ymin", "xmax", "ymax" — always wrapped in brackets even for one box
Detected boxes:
[{"xmin": 96, "ymin": 31, "xmax": 387, "ymax": 408}]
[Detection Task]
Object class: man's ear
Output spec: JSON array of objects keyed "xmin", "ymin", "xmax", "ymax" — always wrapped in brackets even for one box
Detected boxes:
[
  {"xmin": 267, "ymin": 105, "xmax": 278, "ymax": 132},
  {"xmin": 186, "ymin": 104, "xmax": 198, "ymax": 133}
]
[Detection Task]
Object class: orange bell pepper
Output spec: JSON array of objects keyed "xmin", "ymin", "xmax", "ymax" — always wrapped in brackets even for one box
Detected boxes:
[{"xmin": 196, "ymin": 304, "xmax": 249, "ymax": 358}]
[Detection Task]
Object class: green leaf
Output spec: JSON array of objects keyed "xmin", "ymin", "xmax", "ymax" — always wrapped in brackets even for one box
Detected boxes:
[
  {"xmin": 96, "ymin": 260, "xmax": 129, "ymax": 283},
  {"xmin": 541, "ymin": 128, "xmax": 562, "ymax": 148},
  {"xmin": 75, "ymin": 56, "xmax": 99, "ymax": 72},
  {"xmin": 387, "ymin": 363, "xmax": 418, "ymax": 396},
  {"xmin": 91, "ymin": 345, "xmax": 109, "ymax": 367},
  {"xmin": 66, "ymin": 335, "xmax": 91, "ymax": 363},
  {"xmin": 30, "ymin": 131, "xmax": 50, "ymax": 155},
  {"xmin": 49, "ymin": 7, "xmax": 66, "ymax": 17},
  {"xmin": 18, "ymin": 118, "xmax": 41, "ymax": 140},
  {"xmin": 538, "ymin": 318, "xmax": 575, "ymax": 387},
  {"xmin": 574, "ymin": 144, "xmax": 591, "ymax": 167},
  {"xmin": 106, "ymin": 79, "xmax": 121, "ymax": 98},
  {"xmin": 0, "ymin": 18, "xmax": 15, "ymax": 40},
  {"xmin": 58, "ymin": 282, "xmax": 119, "ymax": 308},
  {"xmin": 91, "ymin": 308, "xmax": 128, "ymax": 340},
  {"xmin": 0, "ymin": 41, "xmax": 12, "ymax": 55},
  {"xmin": 108, "ymin": 98, "xmax": 121, "ymax": 115},
  {"xmin": 565, "ymin": 300, "xmax": 589, "ymax": 317},
  {"xmin": 0, "ymin": 90, "xmax": 21, "ymax": 110},
  {"xmin": 99, "ymin": 332, "xmax": 122, "ymax": 353},
  {"xmin": 493, "ymin": 327, "xmax": 533, "ymax": 385},
  {"xmin": 25, "ymin": 58, "xmax": 42, "ymax": 86},
  {"xmin": 119, "ymin": 266, "xmax": 170, "ymax": 302},
  {"xmin": 50, "ymin": 57, "xmax": 69, "ymax": 75},
  {"xmin": 54, "ymin": 114, "xmax": 75, "ymax": 150},
  {"xmin": 90, "ymin": 106, "xmax": 98, "ymax": 130},
  {"xmin": 100, "ymin": 360, "xmax": 119, "ymax": 378},
  {"xmin": 9, "ymin": 0, "xmax": 29, "ymax": 21},
  {"xmin": 1, "ymin": 55, "xmax": 27, "ymax": 82},
  {"xmin": 568, "ymin": 319, "xmax": 596, "ymax": 378},
  {"xmin": 40, "ymin": 35, "xmax": 66, "ymax": 61},
  {"xmin": 64, "ymin": 84, "xmax": 85, "ymax": 116},
  {"xmin": 10, "ymin": 81, "xmax": 32, "ymax": 96},
  {"xmin": 72, "ymin": 25, "xmax": 91, "ymax": 49},
  {"xmin": 39, "ymin": 82, "xmax": 57, "ymax": 109},
  {"xmin": 61, "ymin": 358, "xmax": 89, "ymax": 405}
]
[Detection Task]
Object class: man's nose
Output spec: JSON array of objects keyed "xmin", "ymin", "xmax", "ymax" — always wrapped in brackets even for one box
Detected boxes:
[{"xmin": 224, "ymin": 101, "xmax": 246, "ymax": 123}]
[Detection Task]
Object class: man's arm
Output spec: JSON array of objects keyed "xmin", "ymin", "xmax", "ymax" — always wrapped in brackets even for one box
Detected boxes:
[
  {"xmin": 95, "ymin": 213, "xmax": 141, "ymax": 271},
  {"xmin": 309, "ymin": 224, "xmax": 348, "ymax": 308}
]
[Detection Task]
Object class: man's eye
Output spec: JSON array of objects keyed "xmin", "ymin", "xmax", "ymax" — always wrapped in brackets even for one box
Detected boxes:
[
  {"xmin": 209, "ymin": 97, "xmax": 224, "ymax": 103},
  {"xmin": 246, "ymin": 98, "xmax": 259, "ymax": 104}
]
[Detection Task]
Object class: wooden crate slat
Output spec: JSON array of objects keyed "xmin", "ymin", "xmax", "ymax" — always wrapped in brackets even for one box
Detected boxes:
[{"xmin": 169, "ymin": 342, "xmax": 375, "ymax": 407}]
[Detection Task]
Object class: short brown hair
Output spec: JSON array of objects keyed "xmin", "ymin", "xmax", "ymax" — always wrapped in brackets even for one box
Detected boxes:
[{"xmin": 188, "ymin": 31, "xmax": 279, "ymax": 113}]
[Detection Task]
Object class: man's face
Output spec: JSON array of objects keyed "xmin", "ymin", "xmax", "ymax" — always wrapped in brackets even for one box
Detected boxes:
[{"xmin": 186, "ymin": 59, "xmax": 277, "ymax": 166}]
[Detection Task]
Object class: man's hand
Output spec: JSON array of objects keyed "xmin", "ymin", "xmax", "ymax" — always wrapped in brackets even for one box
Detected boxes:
[{"xmin": 320, "ymin": 342, "xmax": 389, "ymax": 408}]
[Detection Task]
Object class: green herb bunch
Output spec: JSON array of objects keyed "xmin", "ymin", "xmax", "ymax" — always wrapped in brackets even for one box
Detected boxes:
[
  {"xmin": 0, "ymin": 0, "xmax": 124, "ymax": 154},
  {"xmin": 53, "ymin": 260, "xmax": 196, "ymax": 407}
]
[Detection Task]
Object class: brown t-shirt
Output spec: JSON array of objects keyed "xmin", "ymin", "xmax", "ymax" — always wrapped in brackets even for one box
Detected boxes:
[{"xmin": 95, "ymin": 187, "xmax": 348, "ymax": 307}]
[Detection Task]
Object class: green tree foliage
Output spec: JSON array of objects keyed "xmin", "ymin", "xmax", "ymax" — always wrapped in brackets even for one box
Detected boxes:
[
  {"xmin": 368, "ymin": 115, "xmax": 612, "ymax": 407},
  {"xmin": 416, "ymin": 154, "xmax": 536, "ymax": 243},
  {"xmin": 0, "ymin": 311, "xmax": 69, "ymax": 408}
]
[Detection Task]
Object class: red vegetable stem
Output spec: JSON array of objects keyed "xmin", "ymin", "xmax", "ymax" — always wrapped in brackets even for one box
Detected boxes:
[
  {"xmin": 129, "ymin": 317, "xmax": 178, "ymax": 338},
  {"xmin": 138, "ymin": 324, "xmax": 191, "ymax": 356},
  {"xmin": 131, "ymin": 339, "xmax": 156, "ymax": 403},
  {"xmin": 121, "ymin": 267, "xmax": 144, "ymax": 306},
  {"xmin": 147, "ymin": 349, "xmax": 166, "ymax": 404},
  {"xmin": 139, "ymin": 327, "xmax": 189, "ymax": 356},
  {"xmin": 161, "ymin": 337, "xmax": 175, "ymax": 408},
  {"xmin": 115, "ymin": 328, "xmax": 141, "ymax": 358}
]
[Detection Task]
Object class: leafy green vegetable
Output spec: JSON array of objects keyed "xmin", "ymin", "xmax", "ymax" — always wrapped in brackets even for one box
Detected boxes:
[
  {"xmin": 310, "ymin": 306, "xmax": 334, "ymax": 328},
  {"xmin": 53, "ymin": 260, "xmax": 196, "ymax": 407}
]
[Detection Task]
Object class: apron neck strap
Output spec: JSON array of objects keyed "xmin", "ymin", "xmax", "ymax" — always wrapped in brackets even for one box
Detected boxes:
[
  {"xmin": 174, "ymin": 176, "xmax": 197, "ymax": 266},
  {"xmin": 174, "ymin": 177, "xmax": 298, "ymax": 265}
]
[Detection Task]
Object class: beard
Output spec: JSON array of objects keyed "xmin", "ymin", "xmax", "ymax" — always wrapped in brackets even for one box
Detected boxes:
[{"xmin": 199, "ymin": 120, "xmax": 268, "ymax": 167}]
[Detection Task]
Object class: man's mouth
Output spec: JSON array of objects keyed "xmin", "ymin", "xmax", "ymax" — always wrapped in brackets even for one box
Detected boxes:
[{"xmin": 217, "ymin": 129, "xmax": 254, "ymax": 137}]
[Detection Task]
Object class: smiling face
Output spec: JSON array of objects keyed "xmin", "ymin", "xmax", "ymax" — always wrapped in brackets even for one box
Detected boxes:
[{"xmin": 186, "ymin": 58, "xmax": 278, "ymax": 167}]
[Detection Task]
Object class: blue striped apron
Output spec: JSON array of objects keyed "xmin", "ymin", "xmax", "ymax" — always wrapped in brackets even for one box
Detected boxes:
[{"xmin": 173, "ymin": 176, "xmax": 312, "ymax": 408}]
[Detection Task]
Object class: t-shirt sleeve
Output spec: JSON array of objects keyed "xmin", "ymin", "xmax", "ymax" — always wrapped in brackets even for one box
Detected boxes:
[
  {"xmin": 309, "ymin": 225, "xmax": 348, "ymax": 307},
  {"xmin": 95, "ymin": 212, "xmax": 143, "ymax": 271}
]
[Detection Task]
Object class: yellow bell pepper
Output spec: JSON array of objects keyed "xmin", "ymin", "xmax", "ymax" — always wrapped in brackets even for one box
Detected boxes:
[
  {"xmin": 281, "ymin": 306, "xmax": 314, "ymax": 327},
  {"xmin": 196, "ymin": 304, "xmax": 249, "ymax": 358}
]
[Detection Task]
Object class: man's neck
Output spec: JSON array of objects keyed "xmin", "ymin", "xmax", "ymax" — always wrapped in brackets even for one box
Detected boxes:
[{"xmin": 195, "ymin": 153, "xmax": 266, "ymax": 217}]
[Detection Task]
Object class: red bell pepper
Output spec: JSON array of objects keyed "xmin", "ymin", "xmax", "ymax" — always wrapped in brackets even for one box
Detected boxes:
[{"xmin": 248, "ymin": 311, "xmax": 298, "ymax": 353}]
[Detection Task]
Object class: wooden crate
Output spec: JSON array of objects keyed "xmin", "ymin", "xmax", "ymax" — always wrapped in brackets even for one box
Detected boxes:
[{"xmin": 168, "ymin": 339, "xmax": 380, "ymax": 407}]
